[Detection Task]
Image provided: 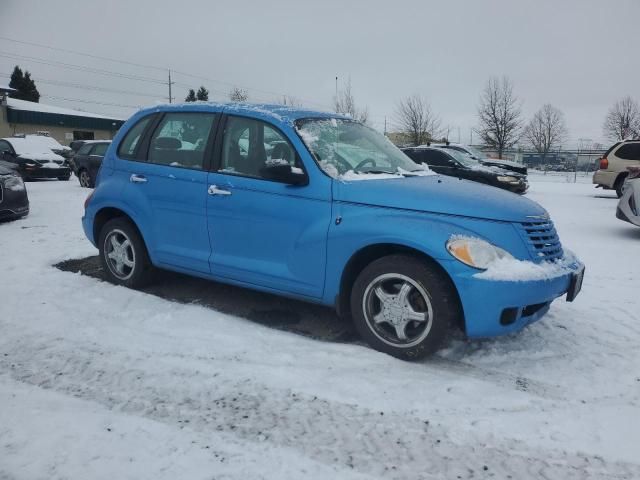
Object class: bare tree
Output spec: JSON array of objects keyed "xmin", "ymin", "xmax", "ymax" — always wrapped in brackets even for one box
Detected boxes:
[
  {"xmin": 603, "ymin": 96, "xmax": 640, "ymax": 141},
  {"xmin": 334, "ymin": 78, "xmax": 369, "ymax": 124},
  {"xmin": 274, "ymin": 95, "xmax": 302, "ymax": 107},
  {"xmin": 229, "ymin": 87, "xmax": 249, "ymax": 102},
  {"xmin": 393, "ymin": 94, "xmax": 442, "ymax": 146},
  {"xmin": 524, "ymin": 104, "xmax": 568, "ymax": 164},
  {"xmin": 476, "ymin": 76, "xmax": 523, "ymax": 158}
]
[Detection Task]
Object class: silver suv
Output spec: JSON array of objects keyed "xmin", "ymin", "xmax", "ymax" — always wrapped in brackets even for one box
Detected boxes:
[{"xmin": 593, "ymin": 140, "xmax": 640, "ymax": 197}]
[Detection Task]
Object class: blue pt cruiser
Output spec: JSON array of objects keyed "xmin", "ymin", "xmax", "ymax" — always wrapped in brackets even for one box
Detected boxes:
[{"xmin": 82, "ymin": 103, "xmax": 584, "ymax": 359}]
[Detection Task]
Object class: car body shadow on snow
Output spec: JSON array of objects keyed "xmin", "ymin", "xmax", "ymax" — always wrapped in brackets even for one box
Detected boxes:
[{"xmin": 54, "ymin": 256, "xmax": 359, "ymax": 343}]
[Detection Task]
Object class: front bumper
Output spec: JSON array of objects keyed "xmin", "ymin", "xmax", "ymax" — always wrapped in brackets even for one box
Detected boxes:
[
  {"xmin": 0, "ymin": 182, "xmax": 29, "ymax": 220},
  {"xmin": 22, "ymin": 165, "xmax": 71, "ymax": 179},
  {"xmin": 445, "ymin": 255, "xmax": 584, "ymax": 338}
]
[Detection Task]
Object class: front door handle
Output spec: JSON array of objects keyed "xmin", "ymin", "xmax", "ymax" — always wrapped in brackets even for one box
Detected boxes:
[
  {"xmin": 208, "ymin": 184, "xmax": 232, "ymax": 196},
  {"xmin": 130, "ymin": 174, "xmax": 147, "ymax": 183}
]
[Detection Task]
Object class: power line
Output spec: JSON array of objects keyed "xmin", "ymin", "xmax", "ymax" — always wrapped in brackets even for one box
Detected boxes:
[
  {"xmin": 0, "ymin": 73, "xmax": 165, "ymax": 99},
  {"xmin": 41, "ymin": 94, "xmax": 142, "ymax": 110},
  {"xmin": 0, "ymin": 35, "xmax": 167, "ymax": 72},
  {"xmin": 0, "ymin": 51, "xmax": 167, "ymax": 85},
  {"xmin": 0, "ymin": 36, "xmax": 332, "ymax": 108}
]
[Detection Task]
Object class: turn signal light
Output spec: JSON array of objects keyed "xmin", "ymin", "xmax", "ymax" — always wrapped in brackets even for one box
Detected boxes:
[{"xmin": 599, "ymin": 157, "xmax": 609, "ymax": 170}]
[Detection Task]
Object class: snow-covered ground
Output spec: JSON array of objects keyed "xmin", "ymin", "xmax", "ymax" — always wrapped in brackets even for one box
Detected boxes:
[{"xmin": 1, "ymin": 175, "xmax": 639, "ymax": 479}]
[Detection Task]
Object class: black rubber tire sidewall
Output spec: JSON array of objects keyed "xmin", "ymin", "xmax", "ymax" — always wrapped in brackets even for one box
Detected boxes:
[
  {"xmin": 98, "ymin": 217, "xmax": 153, "ymax": 288},
  {"xmin": 350, "ymin": 254, "xmax": 458, "ymax": 360}
]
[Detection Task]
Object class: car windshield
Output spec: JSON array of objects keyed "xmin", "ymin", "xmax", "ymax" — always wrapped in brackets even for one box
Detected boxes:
[
  {"xmin": 445, "ymin": 149, "xmax": 478, "ymax": 167},
  {"xmin": 463, "ymin": 145, "xmax": 486, "ymax": 159},
  {"xmin": 295, "ymin": 118, "xmax": 424, "ymax": 177}
]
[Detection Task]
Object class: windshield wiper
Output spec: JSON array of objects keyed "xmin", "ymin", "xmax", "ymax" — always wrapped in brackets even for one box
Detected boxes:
[{"xmin": 354, "ymin": 169, "xmax": 396, "ymax": 175}]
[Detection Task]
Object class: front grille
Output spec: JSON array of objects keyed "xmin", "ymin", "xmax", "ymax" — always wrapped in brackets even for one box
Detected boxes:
[{"xmin": 516, "ymin": 219, "xmax": 563, "ymax": 262}]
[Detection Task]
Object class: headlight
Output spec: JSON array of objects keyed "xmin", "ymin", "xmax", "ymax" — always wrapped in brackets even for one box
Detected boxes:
[
  {"xmin": 2, "ymin": 175, "xmax": 25, "ymax": 191},
  {"xmin": 446, "ymin": 236, "xmax": 513, "ymax": 270},
  {"xmin": 497, "ymin": 175, "xmax": 520, "ymax": 183}
]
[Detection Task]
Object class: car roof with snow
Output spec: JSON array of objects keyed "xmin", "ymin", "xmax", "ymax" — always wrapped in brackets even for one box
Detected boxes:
[
  {"xmin": 135, "ymin": 102, "xmax": 349, "ymax": 125},
  {"xmin": 2, "ymin": 137, "xmax": 66, "ymax": 157}
]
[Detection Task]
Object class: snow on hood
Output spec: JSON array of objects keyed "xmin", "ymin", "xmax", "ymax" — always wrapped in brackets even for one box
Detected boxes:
[
  {"xmin": 333, "ymin": 174, "xmax": 545, "ymax": 222},
  {"xmin": 468, "ymin": 162, "xmax": 522, "ymax": 177},
  {"xmin": 4, "ymin": 138, "xmax": 65, "ymax": 161},
  {"xmin": 339, "ymin": 166, "xmax": 436, "ymax": 182},
  {"xmin": 475, "ymin": 249, "xmax": 579, "ymax": 282}
]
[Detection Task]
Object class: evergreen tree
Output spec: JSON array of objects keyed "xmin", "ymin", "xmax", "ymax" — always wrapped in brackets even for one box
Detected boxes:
[
  {"xmin": 185, "ymin": 89, "xmax": 197, "ymax": 102},
  {"xmin": 196, "ymin": 86, "xmax": 209, "ymax": 101},
  {"xmin": 8, "ymin": 66, "xmax": 25, "ymax": 98},
  {"xmin": 8, "ymin": 66, "xmax": 40, "ymax": 102},
  {"xmin": 23, "ymin": 72, "xmax": 40, "ymax": 102}
]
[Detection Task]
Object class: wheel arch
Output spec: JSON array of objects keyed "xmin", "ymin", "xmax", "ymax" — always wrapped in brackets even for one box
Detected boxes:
[
  {"xmin": 93, "ymin": 207, "xmax": 150, "ymax": 259},
  {"xmin": 336, "ymin": 243, "xmax": 464, "ymax": 331}
]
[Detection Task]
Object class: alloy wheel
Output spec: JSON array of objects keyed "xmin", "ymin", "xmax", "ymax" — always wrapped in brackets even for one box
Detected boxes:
[
  {"xmin": 103, "ymin": 229, "xmax": 136, "ymax": 280},
  {"xmin": 362, "ymin": 273, "xmax": 433, "ymax": 348}
]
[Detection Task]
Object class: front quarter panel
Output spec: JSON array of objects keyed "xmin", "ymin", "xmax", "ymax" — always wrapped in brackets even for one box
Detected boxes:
[{"xmin": 322, "ymin": 200, "xmax": 529, "ymax": 305}]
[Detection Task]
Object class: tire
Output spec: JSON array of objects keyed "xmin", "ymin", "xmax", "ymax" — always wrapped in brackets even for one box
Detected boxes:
[
  {"xmin": 350, "ymin": 254, "xmax": 459, "ymax": 360},
  {"xmin": 98, "ymin": 217, "xmax": 154, "ymax": 288},
  {"xmin": 615, "ymin": 173, "xmax": 628, "ymax": 198},
  {"xmin": 78, "ymin": 169, "xmax": 93, "ymax": 188}
]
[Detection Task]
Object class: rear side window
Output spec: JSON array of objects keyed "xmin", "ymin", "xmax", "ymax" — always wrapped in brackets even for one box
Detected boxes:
[
  {"xmin": 147, "ymin": 113, "xmax": 216, "ymax": 170},
  {"xmin": 615, "ymin": 142, "xmax": 640, "ymax": 161},
  {"xmin": 91, "ymin": 143, "xmax": 109, "ymax": 156},
  {"xmin": 77, "ymin": 144, "xmax": 93, "ymax": 155},
  {"xmin": 118, "ymin": 116, "xmax": 152, "ymax": 159}
]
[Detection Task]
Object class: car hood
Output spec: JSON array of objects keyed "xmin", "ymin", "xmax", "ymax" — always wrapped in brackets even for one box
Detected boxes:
[
  {"xmin": 333, "ymin": 174, "xmax": 545, "ymax": 222},
  {"xmin": 480, "ymin": 158, "xmax": 527, "ymax": 175}
]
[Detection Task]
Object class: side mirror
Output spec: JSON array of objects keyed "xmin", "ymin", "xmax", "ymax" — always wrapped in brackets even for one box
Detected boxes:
[{"xmin": 260, "ymin": 163, "xmax": 308, "ymax": 186}]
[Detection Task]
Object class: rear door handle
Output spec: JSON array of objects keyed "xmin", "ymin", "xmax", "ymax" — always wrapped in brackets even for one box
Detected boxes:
[
  {"xmin": 130, "ymin": 174, "xmax": 147, "ymax": 183},
  {"xmin": 208, "ymin": 184, "xmax": 232, "ymax": 196}
]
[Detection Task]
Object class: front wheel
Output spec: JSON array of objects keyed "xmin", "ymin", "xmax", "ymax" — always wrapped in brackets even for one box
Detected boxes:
[
  {"xmin": 350, "ymin": 254, "xmax": 459, "ymax": 360},
  {"xmin": 98, "ymin": 217, "xmax": 153, "ymax": 288}
]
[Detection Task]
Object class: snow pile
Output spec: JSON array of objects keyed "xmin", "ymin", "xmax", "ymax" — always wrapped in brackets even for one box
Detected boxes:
[{"xmin": 475, "ymin": 249, "xmax": 580, "ymax": 281}]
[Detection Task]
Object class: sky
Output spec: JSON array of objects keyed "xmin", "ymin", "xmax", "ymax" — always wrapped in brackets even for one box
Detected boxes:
[{"xmin": 1, "ymin": 0, "xmax": 639, "ymax": 147}]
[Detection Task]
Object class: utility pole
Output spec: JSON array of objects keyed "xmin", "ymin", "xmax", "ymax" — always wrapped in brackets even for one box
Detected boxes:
[
  {"xmin": 168, "ymin": 69, "xmax": 174, "ymax": 103},
  {"xmin": 335, "ymin": 76, "xmax": 338, "ymax": 112},
  {"xmin": 384, "ymin": 116, "xmax": 387, "ymax": 137}
]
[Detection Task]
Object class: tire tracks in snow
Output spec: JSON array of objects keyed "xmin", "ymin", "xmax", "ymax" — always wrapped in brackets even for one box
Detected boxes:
[{"xmin": 1, "ymin": 338, "xmax": 638, "ymax": 480}]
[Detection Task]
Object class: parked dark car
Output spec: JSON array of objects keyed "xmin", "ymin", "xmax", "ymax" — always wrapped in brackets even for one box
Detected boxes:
[
  {"xmin": 0, "ymin": 137, "xmax": 71, "ymax": 181},
  {"xmin": 431, "ymin": 143, "xmax": 528, "ymax": 175},
  {"xmin": 72, "ymin": 141, "xmax": 110, "ymax": 188},
  {"xmin": 0, "ymin": 161, "xmax": 29, "ymax": 221},
  {"xmin": 402, "ymin": 146, "xmax": 528, "ymax": 194}
]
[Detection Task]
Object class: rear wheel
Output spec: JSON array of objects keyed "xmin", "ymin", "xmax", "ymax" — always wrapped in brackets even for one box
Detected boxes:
[
  {"xmin": 615, "ymin": 173, "xmax": 628, "ymax": 198},
  {"xmin": 98, "ymin": 217, "xmax": 153, "ymax": 288},
  {"xmin": 78, "ymin": 169, "xmax": 93, "ymax": 188},
  {"xmin": 350, "ymin": 254, "xmax": 459, "ymax": 360}
]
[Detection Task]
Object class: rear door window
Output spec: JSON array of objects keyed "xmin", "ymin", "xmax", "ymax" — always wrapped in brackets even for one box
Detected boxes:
[
  {"xmin": 118, "ymin": 116, "xmax": 153, "ymax": 159},
  {"xmin": 147, "ymin": 112, "xmax": 216, "ymax": 170},
  {"xmin": 615, "ymin": 143, "xmax": 640, "ymax": 160},
  {"xmin": 77, "ymin": 144, "xmax": 93, "ymax": 155},
  {"xmin": 91, "ymin": 143, "xmax": 109, "ymax": 156}
]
